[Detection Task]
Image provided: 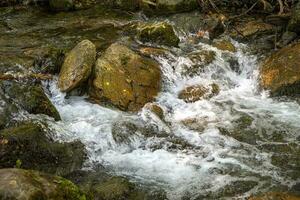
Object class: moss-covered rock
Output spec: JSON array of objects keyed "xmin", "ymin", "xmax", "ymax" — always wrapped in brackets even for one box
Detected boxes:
[
  {"xmin": 0, "ymin": 80, "xmax": 60, "ymax": 121},
  {"xmin": 260, "ymin": 42, "xmax": 300, "ymax": 96},
  {"xmin": 140, "ymin": 0, "xmax": 199, "ymax": 15},
  {"xmin": 137, "ymin": 22, "xmax": 180, "ymax": 47},
  {"xmin": 90, "ymin": 43, "xmax": 161, "ymax": 112},
  {"xmin": 288, "ymin": 1, "xmax": 300, "ymax": 33},
  {"xmin": 58, "ymin": 40, "xmax": 96, "ymax": 93},
  {"xmin": 0, "ymin": 168, "xmax": 87, "ymax": 200},
  {"xmin": 0, "ymin": 122, "xmax": 87, "ymax": 176},
  {"xmin": 0, "ymin": 90, "xmax": 19, "ymax": 130},
  {"xmin": 49, "ymin": 0, "xmax": 96, "ymax": 11},
  {"xmin": 178, "ymin": 83, "xmax": 220, "ymax": 103}
]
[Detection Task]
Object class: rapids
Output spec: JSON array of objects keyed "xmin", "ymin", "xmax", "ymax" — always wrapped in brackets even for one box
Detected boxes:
[{"xmin": 43, "ymin": 36, "xmax": 300, "ymax": 199}]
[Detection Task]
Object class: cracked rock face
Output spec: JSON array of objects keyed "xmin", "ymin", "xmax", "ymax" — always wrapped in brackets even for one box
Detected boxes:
[{"xmin": 90, "ymin": 43, "xmax": 161, "ymax": 112}]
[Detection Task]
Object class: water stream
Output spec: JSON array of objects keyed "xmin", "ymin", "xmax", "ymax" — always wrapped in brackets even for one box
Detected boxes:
[{"xmin": 43, "ymin": 35, "xmax": 300, "ymax": 199}]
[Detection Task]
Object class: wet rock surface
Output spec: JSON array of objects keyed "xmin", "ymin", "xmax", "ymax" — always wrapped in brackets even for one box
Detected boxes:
[
  {"xmin": 0, "ymin": 122, "xmax": 86, "ymax": 176},
  {"xmin": 178, "ymin": 83, "xmax": 220, "ymax": 103},
  {"xmin": 65, "ymin": 170, "xmax": 168, "ymax": 200},
  {"xmin": 137, "ymin": 22, "xmax": 180, "ymax": 47},
  {"xmin": 58, "ymin": 40, "xmax": 96, "ymax": 92},
  {"xmin": 90, "ymin": 43, "xmax": 161, "ymax": 112},
  {"xmin": 260, "ymin": 42, "xmax": 300, "ymax": 96},
  {"xmin": 0, "ymin": 168, "xmax": 86, "ymax": 200},
  {"xmin": 0, "ymin": 80, "xmax": 60, "ymax": 121},
  {"xmin": 1, "ymin": 2, "xmax": 300, "ymax": 200}
]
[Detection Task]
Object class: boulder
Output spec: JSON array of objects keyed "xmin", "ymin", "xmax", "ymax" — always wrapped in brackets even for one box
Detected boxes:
[
  {"xmin": 49, "ymin": 0, "xmax": 96, "ymax": 11},
  {"xmin": 0, "ymin": 168, "xmax": 86, "ymax": 200},
  {"xmin": 140, "ymin": 0, "xmax": 199, "ymax": 15},
  {"xmin": 90, "ymin": 43, "xmax": 161, "ymax": 112},
  {"xmin": 137, "ymin": 22, "xmax": 180, "ymax": 47},
  {"xmin": 0, "ymin": 122, "xmax": 86, "ymax": 176},
  {"xmin": 0, "ymin": 80, "xmax": 60, "ymax": 121},
  {"xmin": 178, "ymin": 83, "xmax": 220, "ymax": 103},
  {"xmin": 58, "ymin": 40, "xmax": 96, "ymax": 93},
  {"xmin": 288, "ymin": 1, "xmax": 300, "ymax": 33},
  {"xmin": 249, "ymin": 192, "xmax": 300, "ymax": 200},
  {"xmin": 260, "ymin": 42, "xmax": 300, "ymax": 96}
]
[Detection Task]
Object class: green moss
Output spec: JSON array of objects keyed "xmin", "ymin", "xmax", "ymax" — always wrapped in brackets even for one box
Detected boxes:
[
  {"xmin": 15, "ymin": 159, "xmax": 22, "ymax": 168},
  {"xmin": 137, "ymin": 22, "xmax": 180, "ymax": 47},
  {"xmin": 0, "ymin": 122, "xmax": 87, "ymax": 176},
  {"xmin": 93, "ymin": 177, "xmax": 135, "ymax": 200},
  {"xmin": 56, "ymin": 178, "xmax": 87, "ymax": 200},
  {"xmin": 0, "ymin": 81, "xmax": 61, "ymax": 121}
]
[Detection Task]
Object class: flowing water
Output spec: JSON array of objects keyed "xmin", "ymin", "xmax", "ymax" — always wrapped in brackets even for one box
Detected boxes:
[{"xmin": 41, "ymin": 34, "xmax": 300, "ymax": 199}]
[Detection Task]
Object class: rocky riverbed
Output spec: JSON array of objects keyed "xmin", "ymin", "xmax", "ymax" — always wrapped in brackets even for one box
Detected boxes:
[{"xmin": 1, "ymin": 0, "xmax": 300, "ymax": 200}]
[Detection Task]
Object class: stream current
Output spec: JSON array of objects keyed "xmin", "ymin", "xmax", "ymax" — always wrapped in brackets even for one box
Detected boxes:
[{"xmin": 43, "ymin": 35, "xmax": 300, "ymax": 199}]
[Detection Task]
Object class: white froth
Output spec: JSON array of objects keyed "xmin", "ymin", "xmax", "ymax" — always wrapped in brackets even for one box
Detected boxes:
[{"xmin": 43, "ymin": 37, "xmax": 300, "ymax": 199}]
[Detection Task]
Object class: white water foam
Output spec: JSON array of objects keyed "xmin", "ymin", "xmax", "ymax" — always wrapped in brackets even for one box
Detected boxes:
[{"xmin": 43, "ymin": 37, "xmax": 300, "ymax": 199}]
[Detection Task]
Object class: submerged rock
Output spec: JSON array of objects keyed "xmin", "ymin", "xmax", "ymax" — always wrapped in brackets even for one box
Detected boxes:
[
  {"xmin": 111, "ymin": 116, "xmax": 166, "ymax": 144},
  {"xmin": 140, "ymin": 0, "xmax": 199, "ymax": 15},
  {"xmin": 58, "ymin": 40, "xmax": 96, "ymax": 93},
  {"xmin": 184, "ymin": 50, "xmax": 216, "ymax": 76},
  {"xmin": 144, "ymin": 102, "xmax": 164, "ymax": 120},
  {"xmin": 0, "ymin": 122, "xmax": 86, "ymax": 176},
  {"xmin": 90, "ymin": 43, "xmax": 161, "ymax": 112},
  {"xmin": 178, "ymin": 83, "xmax": 220, "ymax": 103},
  {"xmin": 49, "ymin": 0, "xmax": 96, "ymax": 11},
  {"xmin": 260, "ymin": 42, "xmax": 300, "ymax": 96},
  {"xmin": 0, "ymin": 80, "xmax": 60, "ymax": 121},
  {"xmin": 137, "ymin": 22, "xmax": 180, "ymax": 47},
  {"xmin": 213, "ymin": 40, "xmax": 236, "ymax": 52},
  {"xmin": 0, "ymin": 168, "xmax": 86, "ymax": 200},
  {"xmin": 288, "ymin": 1, "xmax": 300, "ymax": 33}
]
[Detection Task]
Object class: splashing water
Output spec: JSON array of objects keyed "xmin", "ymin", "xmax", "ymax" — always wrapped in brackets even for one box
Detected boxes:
[{"xmin": 43, "ymin": 36, "xmax": 300, "ymax": 199}]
